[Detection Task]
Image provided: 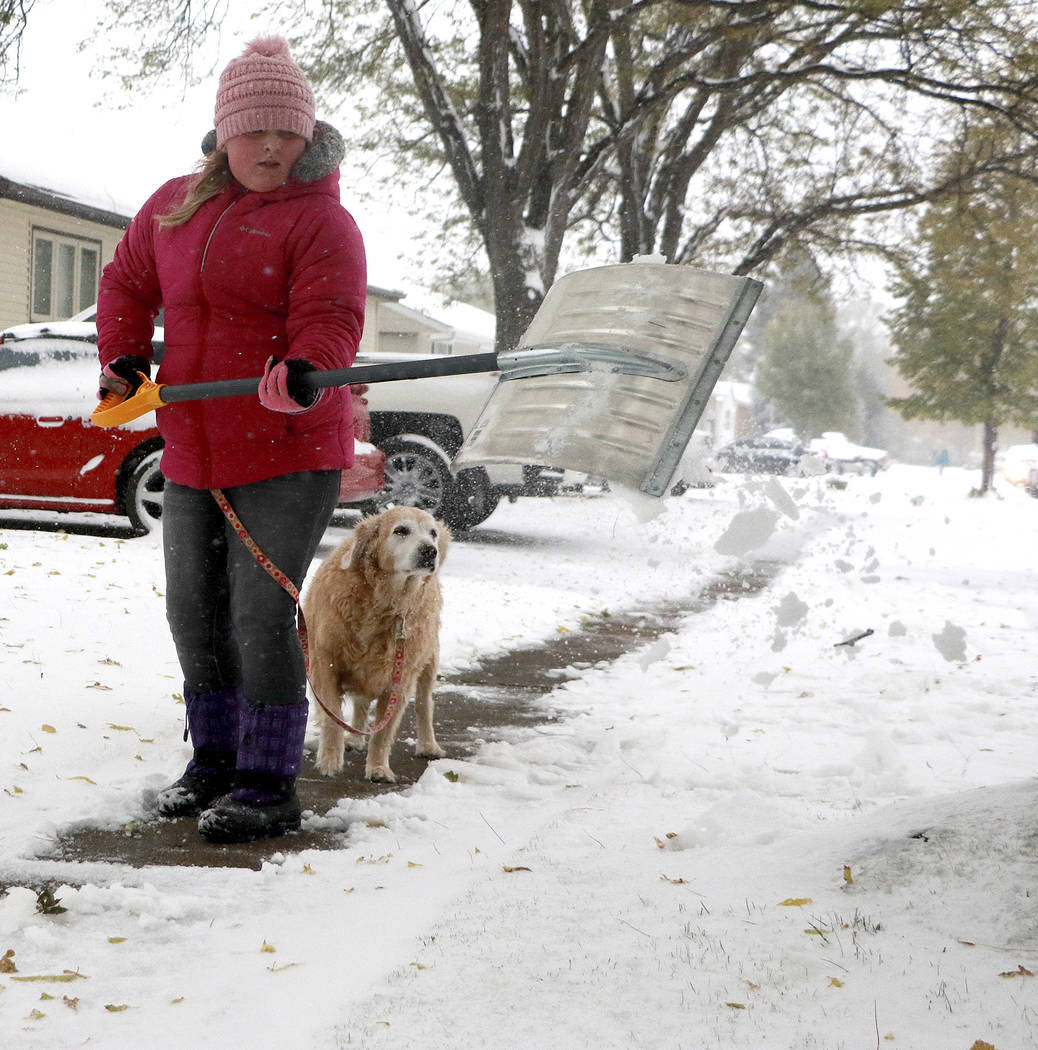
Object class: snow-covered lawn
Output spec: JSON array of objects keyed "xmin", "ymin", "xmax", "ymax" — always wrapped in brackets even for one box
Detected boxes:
[{"xmin": 1, "ymin": 465, "xmax": 1036, "ymax": 1049}]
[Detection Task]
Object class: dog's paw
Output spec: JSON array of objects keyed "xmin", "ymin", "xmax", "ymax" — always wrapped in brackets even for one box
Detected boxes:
[
  {"xmin": 315, "ymin": 750, "xmax": 345, "ymax": 777},
  {"xmin": 415, "ymin": 742, "xmax": 446, "ymax": 760},
  {"xmin": 365, "ymin": 765, "xmax": 397, "ymax": 783}
]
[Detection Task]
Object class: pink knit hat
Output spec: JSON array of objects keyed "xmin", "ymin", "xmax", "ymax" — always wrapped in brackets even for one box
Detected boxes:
[{"xmin": 214, "ymin": 36, "xmax": 315, "ymax": 148}]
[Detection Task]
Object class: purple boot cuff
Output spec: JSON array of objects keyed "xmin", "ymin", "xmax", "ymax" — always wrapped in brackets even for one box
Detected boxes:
[
  {"xmin": 236, "ymin": 701, "xmax": 309, "ymax": 780},
  {"xmin": 184, "ymin": 686, "xmax": 244, "ymax": 771}
]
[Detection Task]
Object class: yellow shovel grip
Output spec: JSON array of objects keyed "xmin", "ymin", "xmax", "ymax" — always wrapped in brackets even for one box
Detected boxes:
[{"xmin": 90, "ymin": 374, "xmax": 167, "ymax": 428}]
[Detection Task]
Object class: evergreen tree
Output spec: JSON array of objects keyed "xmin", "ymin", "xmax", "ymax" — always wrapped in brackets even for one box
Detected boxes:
[
  {"xmin": 887, "ymin": 155, "xmax": 1038, "ymax": 491},
  {"xmin": 754, "ymin": 274, "xmax": 859, "ymax": 439}
]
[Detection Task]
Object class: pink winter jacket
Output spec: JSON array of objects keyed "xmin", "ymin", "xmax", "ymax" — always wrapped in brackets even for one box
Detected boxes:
[{"xmin": 97, "ymin": 153, "xmax": 366, "ymax": 490}]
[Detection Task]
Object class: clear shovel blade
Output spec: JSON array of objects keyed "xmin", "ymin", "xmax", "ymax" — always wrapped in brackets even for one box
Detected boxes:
[{"xmin": 454, "ymin": 262, "xmax": 763, "ymax": 496}]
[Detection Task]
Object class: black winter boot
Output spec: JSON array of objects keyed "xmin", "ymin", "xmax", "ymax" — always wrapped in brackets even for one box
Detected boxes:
[
  {"xmin": 196, "ymin": 772, "xmax": 302, "ymax": 843},
  {"xmin": 197, "ymin": 701, "xmax": 307, "ymax": 844},
  {"xmin": 156, "ymin": 687, "xmax": 243, "ymax": 818},
  {"xmin": 156, "ymin": 748, "xmax": 236, "ymax": 818}
]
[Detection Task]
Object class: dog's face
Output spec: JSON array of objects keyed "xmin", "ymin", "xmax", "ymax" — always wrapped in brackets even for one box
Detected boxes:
[{"xmin": 346, "ymin": 506, "xmax": 451, "ymax": 581}]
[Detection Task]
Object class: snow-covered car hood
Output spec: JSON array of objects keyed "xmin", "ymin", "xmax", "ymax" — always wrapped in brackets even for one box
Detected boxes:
[{"xmin": 809, "ymin": 431, "xmax": 888, "ymax": 462}]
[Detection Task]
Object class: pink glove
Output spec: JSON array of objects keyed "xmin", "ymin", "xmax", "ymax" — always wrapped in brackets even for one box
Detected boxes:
[{"xmin": 258, "ymin": 356, "xmax": 321, "ymax": 414}]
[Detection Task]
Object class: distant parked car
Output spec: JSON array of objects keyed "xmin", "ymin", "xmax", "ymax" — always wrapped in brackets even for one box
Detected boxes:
[
  {"xmin": 807, "ymin": 432, "xmax": 890, "ymax": 476},
  {"xmin": 0, "ymin": 310, "xmax": 383, "ymax": 534},
  {"xmin": 999, "ymin": 443, "xmax": 1038, "ymax": 495},
  {"xmin": 714, "ymin": 432, "xmax": 825, "ymax": 477}
]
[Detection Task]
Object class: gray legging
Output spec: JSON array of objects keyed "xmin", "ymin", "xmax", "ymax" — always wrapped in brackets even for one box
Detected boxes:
[{"xmin": 162, "ymin": 471, "xmax": 340, "ymax": 707}]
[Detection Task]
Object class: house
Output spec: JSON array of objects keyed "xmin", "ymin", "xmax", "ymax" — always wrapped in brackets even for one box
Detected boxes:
[
  {"xmin": 698, "ymin": 380, "xmax": 754, "ymax": 449},
  {"xmin": 361, "ymin": 287, "xmax": 494, "ymax": 357},
  {"xmin": 0, "ymin": 173, "xmax": 494, "ymax": 357},
  {"xmin": 0, "ymin": 175, "xmax": 129, "ymax": 328}
]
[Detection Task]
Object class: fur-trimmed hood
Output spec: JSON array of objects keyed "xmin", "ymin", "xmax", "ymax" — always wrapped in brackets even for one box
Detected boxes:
[{"xmin": 200, "ymin": 119, "xmax": 345, "ymax": 184}]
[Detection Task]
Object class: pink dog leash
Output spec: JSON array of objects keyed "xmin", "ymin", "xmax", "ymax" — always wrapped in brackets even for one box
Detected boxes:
[{"xmin": 210, "ymin": 488, "xmax": 404, "ymax": 737}]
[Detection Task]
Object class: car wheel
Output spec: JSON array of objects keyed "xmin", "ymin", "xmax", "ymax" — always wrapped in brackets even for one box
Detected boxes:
[
  {"xmin": 125, "ymin": 449, "xmax": 164, "ymax": 535},
  {"xmin": 366, "ymin": 437, "xmax": 499, "ymax": 532},
  {"xmin": 448, "ymin": 467, "xmax": 500, "ymax": 531}
]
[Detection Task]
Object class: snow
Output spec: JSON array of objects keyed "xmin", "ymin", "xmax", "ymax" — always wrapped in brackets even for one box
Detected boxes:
[{"xmin": 1, "ymin": 464, "xmax": 1037, "ymax": 1049}]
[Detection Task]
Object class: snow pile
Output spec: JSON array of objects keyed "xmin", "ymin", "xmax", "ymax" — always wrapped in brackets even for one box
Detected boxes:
[{"xmin": 1, "ymin": 465, "xmax": 1036, "ymax": 1049}]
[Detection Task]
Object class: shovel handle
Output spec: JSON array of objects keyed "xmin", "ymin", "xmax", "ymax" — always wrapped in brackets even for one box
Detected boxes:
[{"xmin": 90, "ymin": 352, "xmax": 501, "ymax": 428}]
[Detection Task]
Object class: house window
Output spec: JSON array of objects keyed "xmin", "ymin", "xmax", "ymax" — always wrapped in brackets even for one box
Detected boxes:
[{"xmin": 30, "ymin": 229, "xmax": 102, "ymax": 320}]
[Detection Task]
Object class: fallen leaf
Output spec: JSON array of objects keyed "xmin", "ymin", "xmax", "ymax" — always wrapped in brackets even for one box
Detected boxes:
[
  {"xmin": 1, "ymin": 948, "xmax": 17, "ymax": 973},
  {"xmin": 780, "ymin": 898, "xmax": 813, "ymax": 907},
  {"xmin": 660, "ymin": 875, "xmax": 688, "ymax": 885},
  {"xmin": 260, "ymin": 941, "xmax": 277, "ymax": 953},
  {"xmin": 442, "ymin": 770, "xmax": 460, "ymax": 783},
  {"xmin": 998, "ymin": 965, "xmax": 1034, "ymax": 978},
  {"xmin": 36, "ymin": 889, "xmax": 66, "ymax": 915},
  {"xmin": 62, "ymin": 996, "xmax": 79, "ymax": 1011},
  {"xmin": 104, "ymin": 1004, "xmax": 132, "ymax": 1012},
  {"xmin": 301, "ymin": 864, "xmax": 314, "ymax": 875},
  {"xmin": 843, "ymin": 865, "xmax": 854, "ymax": 885},
  {"xmin": 41, "ymin": 724, "xmax": 57, "ymax": 734},
  {"xmin": 725, "ymin": 1002, "xmax": 746, "ymax": 1010},
  {"xmin": 502, "ymin": 866, "xmax": 532, "ymax": 873},
  {"xmin": 968, "ymin": 1042, "xmax": 997, "ymax": 1050},
  {"xmin": 107, "ymin": 937, "xmax": 127, "ymax": 945},
  {"xmin": 86, "ymin": 682, "xmax": 112, "ymax": 691},
  {"xmin": 106, "ymin": 723, "xmax": 135, "ymax": 732},
  {"xmin": 829, "ymin": 976, "xmax": 844, "ymax": 988},
  {"xmin": 66, "ymin": 776, "xmax": 97, "ymax": 786},
  {"xmin": 26, "ymin": 1008, "xmax": 46, "ymax": 1020},
  {"xmin": 407, "ymin": 861, "xmax": 423, "ymax": 868}
]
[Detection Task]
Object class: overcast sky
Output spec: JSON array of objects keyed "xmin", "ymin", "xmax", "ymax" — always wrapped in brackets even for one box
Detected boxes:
[{"xmin": 0, "ymin": 0, "xmax": 413, "ymax": 289}]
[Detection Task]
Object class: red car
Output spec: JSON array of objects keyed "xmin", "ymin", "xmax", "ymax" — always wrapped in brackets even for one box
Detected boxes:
[{"xmin": 0, "ymin": 308, "xmax": 384, "ymax": 534}]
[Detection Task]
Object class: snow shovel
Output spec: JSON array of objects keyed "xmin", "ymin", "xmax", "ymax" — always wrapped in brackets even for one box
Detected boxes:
[
  {"xmin": 454, "ymin": 262, "xmax": 762, "ymax": 496},
  {"xmin": 91, "ymin": 262, "xmax": 762, "ymax": 496}
]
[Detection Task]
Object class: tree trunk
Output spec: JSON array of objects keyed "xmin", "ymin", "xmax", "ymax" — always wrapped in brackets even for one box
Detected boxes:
[
  {"xmin": 981, "ymin": 420, "xmax": 998, "ymax": 492},
  {"xmin": 485, "ymin": 228, "xmax": 542, "ymax": 355}
]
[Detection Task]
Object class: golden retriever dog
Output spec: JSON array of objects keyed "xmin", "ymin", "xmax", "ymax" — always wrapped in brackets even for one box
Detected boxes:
[{"xmin": 304, "ymin": 505, "xmax": 451, "ymax": 783}]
